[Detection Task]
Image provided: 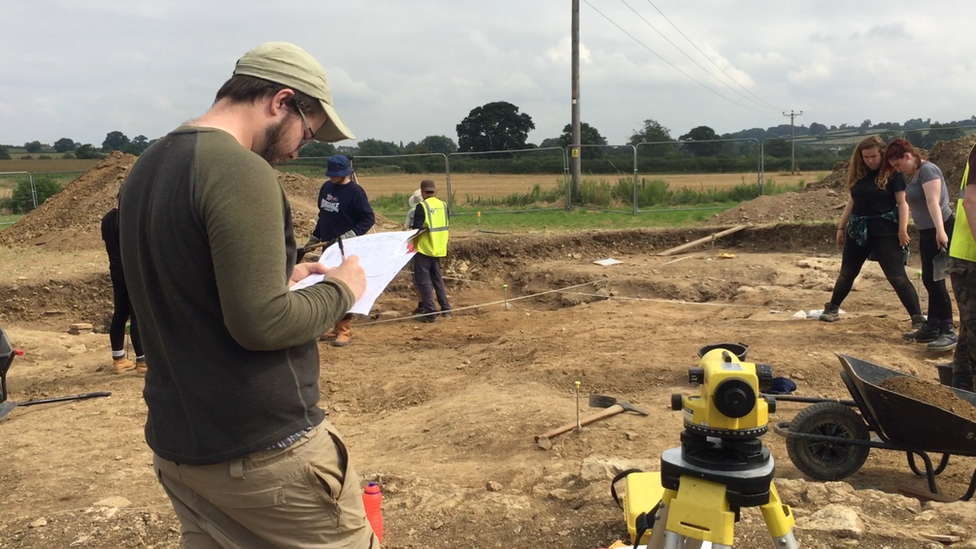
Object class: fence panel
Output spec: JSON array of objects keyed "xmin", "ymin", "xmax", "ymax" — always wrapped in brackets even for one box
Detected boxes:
[
  {"xmin": 631, "ymin": 138, "xmax": 761, "ymax": 211},
  {"xmin": 446, "ymin": 147, "xmax": 569, "ymax": 218}
]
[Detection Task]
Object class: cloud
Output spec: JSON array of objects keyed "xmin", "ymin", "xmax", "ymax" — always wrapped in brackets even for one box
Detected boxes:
[{"xmin": 787, "ymin": 63, "xmax": 831, "ymax": 85}]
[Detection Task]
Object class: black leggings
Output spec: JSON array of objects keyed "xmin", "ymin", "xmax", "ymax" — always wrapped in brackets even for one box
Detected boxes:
[
  {"xmin": 110, "ymin": 271, "xmax": 143, "ymax": 356},
  {"xmin": 918, "ymin": 216, "xmax": 955, "ymax": 323},
  {"xmin": 829, "ymin": 233, "xmax": 921, "ymax": 317}
]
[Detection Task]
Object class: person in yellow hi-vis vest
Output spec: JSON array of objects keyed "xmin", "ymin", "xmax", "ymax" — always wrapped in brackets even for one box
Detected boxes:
[
  {"xmin": 948, "ymin": 141, "xmax": 976, "ymax": 391},
  {"xmin": 410, "ymin": 179, "xmax": 452, "ymax": 322}
]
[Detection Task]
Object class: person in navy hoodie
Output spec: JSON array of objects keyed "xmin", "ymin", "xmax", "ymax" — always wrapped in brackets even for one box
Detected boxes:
[{"xmin": 306, "ymin": 155, "xmax": 374, "ymax": 346}]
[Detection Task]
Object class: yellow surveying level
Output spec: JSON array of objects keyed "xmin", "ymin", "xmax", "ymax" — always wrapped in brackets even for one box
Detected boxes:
[{"xmin": 623, "ymin": 345, "xmax": 798, "ymax": 549}]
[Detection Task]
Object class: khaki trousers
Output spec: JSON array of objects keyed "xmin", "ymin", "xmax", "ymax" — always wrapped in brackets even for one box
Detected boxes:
[{"xmin": 154, "ymin": 420, "xmax": 379, "ymax": 549}]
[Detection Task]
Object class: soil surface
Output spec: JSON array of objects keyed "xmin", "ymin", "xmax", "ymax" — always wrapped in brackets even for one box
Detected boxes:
[
  {"xmin": 6, "ymin": 151, "xmax": 976, "ymax": 548},
  {"xmin": 879, "ymin": 376, "xmax": 976, "ymax": 423}
]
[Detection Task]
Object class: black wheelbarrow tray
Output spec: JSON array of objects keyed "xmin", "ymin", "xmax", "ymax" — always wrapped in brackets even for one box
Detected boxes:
[{"xmin": 771, "ymin": 354, "xmax": 976, "ymax": 500}]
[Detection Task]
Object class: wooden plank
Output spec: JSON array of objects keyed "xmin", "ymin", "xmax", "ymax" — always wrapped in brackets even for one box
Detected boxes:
[
  {"xmin": 656, "ymin": 225, "xmax": 749, "ymax": 257},
  {"xmin": 920, "ymin": 533, "xmax": 961, "ymax": 544},
  {"xmin": 897, "ymin": 485, "xmax": 957, "ymax": 503}
]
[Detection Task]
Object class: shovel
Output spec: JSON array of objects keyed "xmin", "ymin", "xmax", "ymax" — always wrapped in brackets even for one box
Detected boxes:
[
  {"xmin": 535, "ymin": 394, "xmax": 649, "ymax": 442},
  {"xmin": 0, "ymin": 391, "xmax": 113, "ymax": 421}
]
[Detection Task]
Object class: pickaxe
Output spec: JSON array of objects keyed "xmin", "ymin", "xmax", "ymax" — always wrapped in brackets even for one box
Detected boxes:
[{"xmin": 535, "ymin": 394, "xmax": 649, "ymax": 442}]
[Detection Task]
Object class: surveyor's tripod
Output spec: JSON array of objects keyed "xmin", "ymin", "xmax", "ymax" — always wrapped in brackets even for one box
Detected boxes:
[{"xmin": 640, "ymin": 431, "xmax": 798, "ymax": 549}]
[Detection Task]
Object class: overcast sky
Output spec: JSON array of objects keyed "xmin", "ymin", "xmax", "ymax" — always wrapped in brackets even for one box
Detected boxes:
[{"xmin": 3, "ymin": 1, "xmax": 976, "ymax": 148}]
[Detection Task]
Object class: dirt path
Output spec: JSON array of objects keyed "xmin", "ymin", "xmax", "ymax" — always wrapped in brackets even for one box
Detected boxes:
[{"xmin": 1, "ymin": 227, "xmax": 973, "ymax": 548}]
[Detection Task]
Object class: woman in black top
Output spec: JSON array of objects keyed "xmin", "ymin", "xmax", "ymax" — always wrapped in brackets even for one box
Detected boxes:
[{"xmin": 820, "ymin": 135, "xmax": 923, "ymax": 326}]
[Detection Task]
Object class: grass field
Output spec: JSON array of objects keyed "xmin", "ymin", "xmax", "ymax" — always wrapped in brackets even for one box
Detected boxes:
[
  {"xmin": 0, "ymin": 158, "xmax": 100, "ymax": 173},
  {"xmin": 0, "ymin": 214, "xmax": 23, "ymax": 230},
  {"xmin": 279, "ymin": 169, "xmax": 825, "ymax": 199}
]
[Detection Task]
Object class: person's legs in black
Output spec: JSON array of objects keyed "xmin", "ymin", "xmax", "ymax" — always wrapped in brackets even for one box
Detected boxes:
[
  {"xmin": 130, "ymin": 311, "xmax": 148, "ymax": 374},
  {"xmin": 109, "ymin": 272, "xmax": 135, "ymax": 373},
  {"xmin": 429, "ymin": 257, "xmax": 451, "ymax": 317},
  {"xmin": 920, "ymin": 223, "xmax": 957, "ymax": 349},
  {"xmin": 907, "ymin": 228, "xmax": 944, "ymax": 342},
  {"xmin": 413, "ymin": 254, "xmax": 436, "ymax": 321},
  {"xmin": 872, "ymin": 234, "xmax": 923, "ymax": 322},
  {"xmin": 821, "ymin": 237, "xmax": 872, "ymax": 321},
  {"xmin": 949, "ymin": 258, "xmax": 976, "ymax": 391}
]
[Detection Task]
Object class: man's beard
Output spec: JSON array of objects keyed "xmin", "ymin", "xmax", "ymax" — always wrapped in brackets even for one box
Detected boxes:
[{"xmin": 257, "ymin": 120, "xmax": 291, "ymax": 167}]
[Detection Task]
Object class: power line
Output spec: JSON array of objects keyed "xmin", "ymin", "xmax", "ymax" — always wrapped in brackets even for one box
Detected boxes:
[
  {"xmin": 581, "ymin": 0, "xmax": 773, "ymax": 114},
  {"xmin": 617, "ymin": 0, "xmax": 778, "ymax": 113},
  {"xmin": 643, "ymin": 0, "xmax": 784, "ymax": 111}
]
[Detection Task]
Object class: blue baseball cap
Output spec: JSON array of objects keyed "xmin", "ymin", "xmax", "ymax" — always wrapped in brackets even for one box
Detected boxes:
[{"xmin": 325, "ymin": 155, "xmax": 353, "ymax": 177}]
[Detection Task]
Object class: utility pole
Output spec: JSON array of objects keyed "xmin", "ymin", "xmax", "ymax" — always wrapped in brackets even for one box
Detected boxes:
[
  {"xmin": 783, "ymin": 110, "xmax": 802, "ymax": 175},
  {"xmin": 571, "ymin": 0, "xmax": 581, "ymax": 201}
]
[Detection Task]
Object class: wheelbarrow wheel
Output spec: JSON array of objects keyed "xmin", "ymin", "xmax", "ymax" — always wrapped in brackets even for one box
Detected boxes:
[{"xmin": 786, "ymin": 401, "xmax": 870, "ymax": 481}]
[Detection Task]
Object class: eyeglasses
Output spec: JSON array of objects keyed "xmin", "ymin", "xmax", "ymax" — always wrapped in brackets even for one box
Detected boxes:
[{"xmin": 292, "ymin": 102, "xmax": 315, "ymax": 150}]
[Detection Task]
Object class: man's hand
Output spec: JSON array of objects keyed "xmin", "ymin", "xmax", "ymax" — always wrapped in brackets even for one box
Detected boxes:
[
  {"xmin": 326, "ymin": 255, "xmax": 367, "ymax": 299},
  {"xmin": 288, "ymin": 263, "xmax": 330, "ymax": 288}
]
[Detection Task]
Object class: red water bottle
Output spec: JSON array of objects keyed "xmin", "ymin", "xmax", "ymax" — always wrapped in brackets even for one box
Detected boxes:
[{"xmin": 362, "ymin": 482, "xmax": 384, "ymax": 542}]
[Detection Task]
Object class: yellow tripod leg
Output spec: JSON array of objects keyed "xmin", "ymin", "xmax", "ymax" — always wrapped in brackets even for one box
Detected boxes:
[
  {"xmin": 662, "ymin": 476, "xmax": 736, "ymax": 547},
  {"xmin": 759, "ymin": 481, "xmax": 799, "ymax": 549}
]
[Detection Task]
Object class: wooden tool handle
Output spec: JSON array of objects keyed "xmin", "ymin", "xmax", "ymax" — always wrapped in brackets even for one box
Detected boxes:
[{"xmin": 535, "ymin": 404, "xmax": 624, "ymax": 441}]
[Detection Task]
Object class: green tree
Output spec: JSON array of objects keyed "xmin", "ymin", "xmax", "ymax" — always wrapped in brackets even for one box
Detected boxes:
[
  {"xmin": 299, "ymin": 141, "xmax": 337, "ymax": 158},
  {"xmin": 764, "ymin": 138, "xmax": 791, "ymax": 157},
  {"xmin": 24, "ymin": 141, "xmax": 42, "ymax": 153},
  {"xmin": 628, "ymin": 119, "xmax": 672, "ymax": 145},
  {"xmin": 102, "ymin": 131, "xmax": 130, "ymax": 151},
  {"xmin": 356, "ymin": 138, "xmax": 400, "ymax": 156},
  {"xmin": 75, "ymin": 144, "xmax": 104, "ymax": 159},
  {"xmin": 121, "ymin": 135, "xmax": 151, "ymax": 156},
  {"xmin": 558, "ymin": 122, "xmax": 607, "ymax": 159},
  {"xmin": 0, "ymin": 146, "xmax": 10, "ymax": 160},
  {"xmin": 679, "ymin": 126, "xmax": 722, "ymax": 157},
  {"xmin": 809, "ymin": 122, "xmax": 828, "ymax": 136},
  {"xmin": 10, "ymin": 176, "xmax": 61, "ymax": 213},
  {"xmin": 54, "ymin": 138, "xmax": 76, "ymax": 153},
  {"xmin": 456, "ymin": 101, "xmax": 535, "ymax": 152},
  {"xmin": 419, "ymin": 135, "xmax": 458, "ymax": 154}
]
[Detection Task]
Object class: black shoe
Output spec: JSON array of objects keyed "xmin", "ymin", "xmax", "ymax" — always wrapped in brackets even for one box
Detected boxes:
[
  {"xmin": 412, "ymin": 306, "xmax": 423, "ymax": 315},
  {"xmin": 819, "ymin": 302, "xmax": 840, "ymax": 322},
  {"xmin": 910, "ymin": 314, "xmax": 926, "ymax": 331},
  {"xmin": 440, "ymin": 310, "xmax": 452, "ymax": 319},
  {"xmin": 904, "ymin": 319, "xmax": 939, "ymax": 343},
  {"xmin": 928, "ymin": 326, "xmax": 958, "ymax": 351},
  {"xmin": 416, "ymin": 313, "xmax": 436, "ymax": 323}
]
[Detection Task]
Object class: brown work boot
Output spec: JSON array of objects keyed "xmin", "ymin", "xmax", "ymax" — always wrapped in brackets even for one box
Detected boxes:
[
  {"xmin": 112, "ymin": 357, "xmax": 136, "ymax": 374},
  {"xmin": 332, "ymin": 319, "xmax": 353, "ymax": 347},
  {"xmin": 135, "ymin": 359, "xmax": 148, "ymax": 376},
  {"xmin": 319, "ymin": 326, "xmax": 339, "ymax": 342}
]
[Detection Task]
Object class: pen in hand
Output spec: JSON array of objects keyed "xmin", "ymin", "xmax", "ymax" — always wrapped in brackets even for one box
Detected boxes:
[{"xmin": 337, "ymin": 235, "xmax": 346, "ymax": 261}]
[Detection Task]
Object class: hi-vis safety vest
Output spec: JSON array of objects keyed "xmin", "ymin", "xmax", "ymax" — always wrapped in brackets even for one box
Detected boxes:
[
  {"xmin": 415, "ymin": 196, "xmax": 449, "ymax": 257},
  {"xmin": 950, "ymin": 141, "xmax": 976, "ymax": 262}
]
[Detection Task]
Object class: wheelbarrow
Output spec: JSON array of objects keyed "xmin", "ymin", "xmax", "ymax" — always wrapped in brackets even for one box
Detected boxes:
[
  {"xmin": 772, "ymin": 354, "xmax": 976, "ymax": 500},
  {"xmin": 1, "ymin": 325, "xmax": 111, "ymax": 421}
]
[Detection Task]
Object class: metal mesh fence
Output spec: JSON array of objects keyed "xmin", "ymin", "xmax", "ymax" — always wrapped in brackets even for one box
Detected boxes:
[{"xmin": 447, "ymin": 147, "xmax": 568, "ymax": 216}]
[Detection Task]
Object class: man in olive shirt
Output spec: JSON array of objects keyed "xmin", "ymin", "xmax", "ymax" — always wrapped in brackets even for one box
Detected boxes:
[{"xmin": 119, "ymin": 43, "xmax": 376, "ymax": 548}]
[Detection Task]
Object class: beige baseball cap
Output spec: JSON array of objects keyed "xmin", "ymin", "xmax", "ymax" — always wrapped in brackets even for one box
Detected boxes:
[{"xmin": 233, "ymin": 42, "xmax": 354, "ymax": 142}]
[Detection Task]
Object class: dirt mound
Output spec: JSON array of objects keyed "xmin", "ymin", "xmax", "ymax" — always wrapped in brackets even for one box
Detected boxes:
[
  {"xmin": 0, "ymin": 156, "xmax": 401, "ymax": 251},
  {"xmin": 930, "ymin": 135, "xmax": 976, "ymax": 202},
  {"xmin": 712, "ymin": 135, "xmax": 976, "ymax": 227},
  {"xmin": 0, "ymin": 151, "xmax": 137, "ymax": 250},
  {"xmin": 706, "ymin": 187, "xmax": 847, "ymax": 225}
]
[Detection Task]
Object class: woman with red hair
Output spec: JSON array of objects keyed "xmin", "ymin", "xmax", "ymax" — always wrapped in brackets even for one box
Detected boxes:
[{"xmin": 882, "ymin": 138, "xmax": 956, "ymax": 350}]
